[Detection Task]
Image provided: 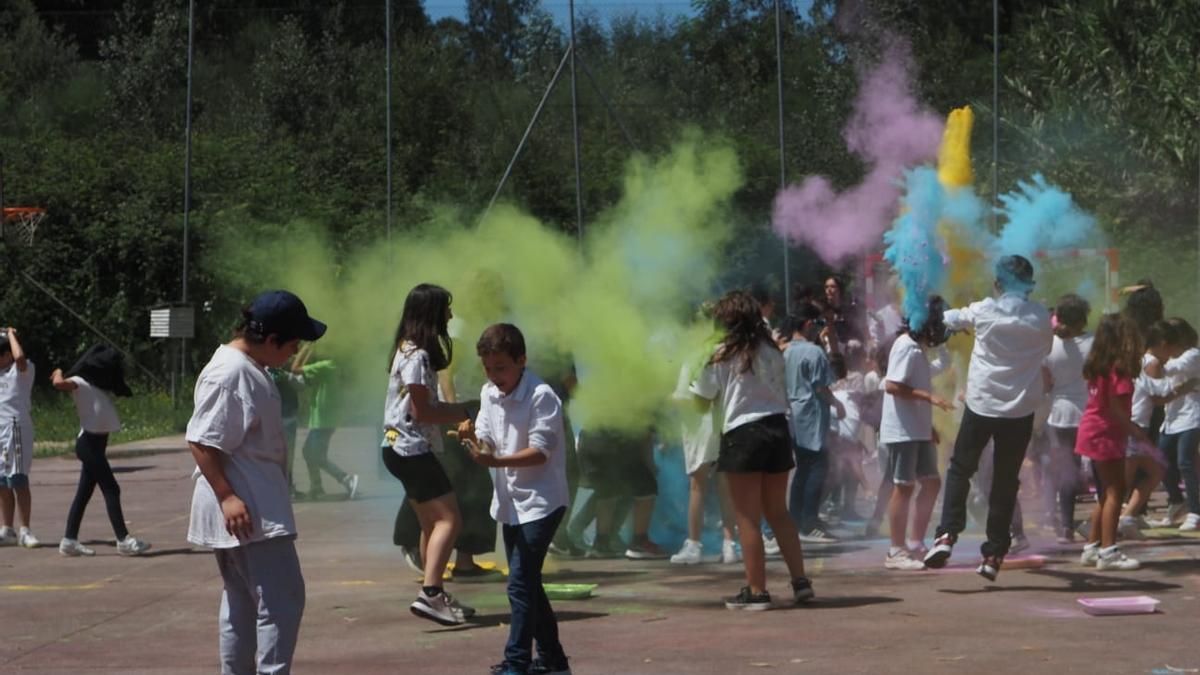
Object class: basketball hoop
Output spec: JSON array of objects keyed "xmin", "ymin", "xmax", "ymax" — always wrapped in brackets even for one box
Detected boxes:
[{"xmin": 2, "ymin": 207, "xmax": 45, "ymax": 246}]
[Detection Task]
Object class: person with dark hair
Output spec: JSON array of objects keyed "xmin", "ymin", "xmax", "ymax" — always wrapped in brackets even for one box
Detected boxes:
[
  {"xmin": 1041, "ymin": 294, "xmax": 1093, "ymax": 542},
  {"xmin": 692, "ymin": 290, "xmax": 814, "ymax": 610},
  {"xmin": 291, "ymin": 346, "xmax": 357, "ymax": 501},
  {"xmin": 784, "ymin": 303, "xmax": 846, "ymax": 544},
  {"xmin": 0, "ymin": 327, "xmax": 38, "ymax": 548},
  {"xmin": 52, "ymin": 344, "xmax": 150, "ymax": 558},
  {"xmin": 458, "ymin": 323, "xmax": 572, "ymax": 675},
  {"xmin": 379, "ymin": 283, "xmax": 478, "ymax": 626},
  {"xmin": 1155, "ymin": 318, "xmax": 1200, "ymax": 532},
  {"xmin": 822, "ymin": 273, "xmax": 864, "ymax": 347},
  {"xmin": 879, "ymin": 298, "xmax": 954, "ymax": 570},
  {"xmin": 923, "ymin": 255, "xmax": 1053, "ymax": 581},
  {"xmin": 1122, "ymin": 280, "xmax": 1164, "ymax": 339}
]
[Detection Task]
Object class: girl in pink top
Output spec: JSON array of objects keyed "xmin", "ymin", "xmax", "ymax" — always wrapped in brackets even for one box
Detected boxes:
[{"xmin": 1075, "ymin": 314, "xmax": 1152, "ymax": 571}]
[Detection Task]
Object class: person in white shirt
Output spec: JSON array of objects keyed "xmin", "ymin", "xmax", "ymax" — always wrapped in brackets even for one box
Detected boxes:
[
  {"xmin": 1040, "ymin": 294, "xmax": 1093, "ymax": 542},
  {"xmin": 52, "ymin": 344, "xmax": 151, "ymax": 558},
  {"xmin": 458, "ymin": 323, "xmax": 571, "ymax": 675},
  {"xmin": 187, "ymin": 290, "xmax": 324, "ymax": 674},
  {"xmin": 0, "ymin": 327, "xmax": 38, "ymax": 548},
  {"xmin": 879, "ymin": 298, "xmax": 954, "ymax": 571},
  {"xmin": 1157, "ymin": 318, "xmax": 1200, "ymax": 531},
  {"xmin": 924, "ymin": 255, "xmax": 1053, "ymax": 581}
]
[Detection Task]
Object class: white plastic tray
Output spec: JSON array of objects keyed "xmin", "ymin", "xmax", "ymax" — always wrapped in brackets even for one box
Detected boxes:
[{"xmin": 1077, "ymin": 596, "xmax": 1160, "ymax": 616}]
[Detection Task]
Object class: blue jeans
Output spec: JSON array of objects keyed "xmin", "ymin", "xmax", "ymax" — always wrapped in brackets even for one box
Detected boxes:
[
  {"xmin": 790, "ymin": 448, "xmax": 828, "ymax": 531},
  {"xmin": 1159, "ymin": 428, "xmax": 1200, "ymax": 515},
  {"xmin": 503, "ymin": 507, "xmax": 567, "ymax": 670}
]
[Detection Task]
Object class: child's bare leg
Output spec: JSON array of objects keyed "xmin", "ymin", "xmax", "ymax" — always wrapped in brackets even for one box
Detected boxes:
[
  {"xmin": 724, "ymin": 472, "xmax": 768, "ymax": 592},
  {"xmin": 887, "ymin": 482, "xmax": 914, "ymax": 548},
  {"xmin": 1123, "ymin": 456, "xmax": 1163, "ymax": 518},
  {"xmin": 761, "ymin": 471, "xmax": 806, "ymax": 580},
  {"xmin": 15, "ymin": 486, "xmax": 31, "ymax": 529},
  {"xmin": 631, "ymin": 496, "xmax": 655, "ymax": 539},
  {"xmin": 910, "ymin": 477, "xmax": 941, "ymax": 544},
  {"xmin": 686, "ymin": 469, "xmax": 708, "ymax": 542},
  {"xmin": 413, "ymin": 493, "xmax": 462, "ymax": 589},
  {"xmin": 716, "ymin": 472, "xmax": 737, "ymax": 541},
  {"xmin": 1095, "ymin": 460, "xmax": 1125, "ymax": 548},
  {"xmin": 0, "ymin": 487, "xmax": 13, "ymax": 528}
]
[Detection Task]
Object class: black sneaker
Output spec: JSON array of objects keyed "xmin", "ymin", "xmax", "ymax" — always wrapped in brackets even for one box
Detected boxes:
[
  {"xmin": 791, "ymin": 576, "xmax": 815, "ymax": 604},
  {"xmin": 530, "ymin": 655, "xmax": 572, "ymax": 675},
  {"xmin": 724, "ymin": 586, "xmax": 772, "ymax": 611},
  {"xmin": 923, "ymin": 533, "xmax": 955, "ymax": 569},
  {"xmin": 976, "ymin": 554, "xmax": 1003, "ymax": 582},
  {"xmin": 490, "ymin": 663, "xmax": 527, "ymax": 675}
]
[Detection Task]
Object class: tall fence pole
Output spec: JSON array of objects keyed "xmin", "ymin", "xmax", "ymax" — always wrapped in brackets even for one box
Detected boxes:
[
  {"xmin": 992, "ymin": 0, "xmax": 1000, "ymax": 229},
  {"xmin": 385, "ymin": 0, "xmax": 394, "ymax": 264},
  {"xmin": 569, "ymin": 0, "xmax": 584, "ymax": 249},
  {"xmin": 775, "ymin": 0, "xmax": 790, "ymax": 311},
  {"xmin": 178, "ymin": 0, "xmax": 196, "ymax": 405}
]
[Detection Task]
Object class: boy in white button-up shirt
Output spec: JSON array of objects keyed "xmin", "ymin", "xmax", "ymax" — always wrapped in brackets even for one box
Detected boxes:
[
  {"xmin": 923, "ymin": 255, "xmax": 1053, "ymax": 581},
  {"xmin": 459, "ymin": 323, "xmax": 570, "ymax": 675}
]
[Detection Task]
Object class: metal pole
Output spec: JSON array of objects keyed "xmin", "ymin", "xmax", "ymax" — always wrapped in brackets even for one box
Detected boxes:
[
  {"xmin": 576, "ymin": 55, "xmax": 637, "ymax": 151},
  {"xmin": 992, "ymin": 0, "xmax": 999, "ymax": 229},
  {"xmin": 385, "ymin": 0, "xmax": 394, "ymax": 263},
  {"xmin": 483, "ymin": 48, "xmax": 573, "ymax": 219},
  {"xmin": 569, "ymin": 0, "xmax": 584, "ymax": 248},
  {"xmin": 775, "ymin": 0, "xmax": 790, "ymax": 311},
  {"xmin": 179, "ymin": 0, "xmax": 196, "ymax": 404}
]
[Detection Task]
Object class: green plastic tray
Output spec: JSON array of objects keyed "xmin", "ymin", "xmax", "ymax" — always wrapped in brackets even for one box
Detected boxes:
[{"xmin": 543, "ymin": 583, "xmax": 597, "ymax": 600}]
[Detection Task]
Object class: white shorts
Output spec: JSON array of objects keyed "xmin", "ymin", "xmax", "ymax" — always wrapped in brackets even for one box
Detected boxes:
[
  {"xmin": 681, "ymin": 414, "xmax": 719, "ymax": 475},
  {"xmin": 0, "ymin": 419, "xmax": 34, "ymax": 478}
]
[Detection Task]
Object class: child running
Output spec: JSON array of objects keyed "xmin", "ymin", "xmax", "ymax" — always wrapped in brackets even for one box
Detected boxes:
[
  {"xmin": 381, "ymin": 283, "xmax": 476, "ymax": 625},
  {"xmin": 0, "ymin": 327, "xmax": 38, "ymax": 548},
  {"xmin": 879, "ymin": 298, "xmax": 953, "ymax": 570},
  {"xmin": 53, "ymin": 344, "xmax": 151, "ymax": 557},
  {"xmin": 458, "ymin": 323, "xmax": 572, "ymax": 675},
  {"xmin": 923, "ymin": 255, "xmax": 1053, "ymax": 580},
  {"xmin": 187, "ymin": 290, "xmax": 322, "ymax": 673},
  {"xmin": 691, "ymin": 290, "xmax": 814, "ymax": 610},
  {"xmin": 1076, "ymin": 314, "xmax": 1151, "ymax": 570}
]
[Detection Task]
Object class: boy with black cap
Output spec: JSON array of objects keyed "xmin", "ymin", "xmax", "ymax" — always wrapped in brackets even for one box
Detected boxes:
[
  {"xmin": 187, "ymin": 290, "xmax": 325, "ymax": 675},
  {"xmin": 0, "ymin": 327, "xmax": 38, "ymax": 548},
  {"xmin": 52, "ymin": 342, "xmax": 150, "ymax": 557},
  {"xmin": 923, "ymin": 255, "xmax": 1053, "ymax": 580}
]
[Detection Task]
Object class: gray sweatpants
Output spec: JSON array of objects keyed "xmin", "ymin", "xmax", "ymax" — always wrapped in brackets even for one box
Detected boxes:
[{"xmin": 215, "ymin": 536, "xmax": 306, "ymax": 675}]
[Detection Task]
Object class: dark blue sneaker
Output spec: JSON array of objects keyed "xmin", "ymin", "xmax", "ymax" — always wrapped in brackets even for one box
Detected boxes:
[{"xmin": 530, "ymin": 655, "xmax": 572, "ymax": 675}]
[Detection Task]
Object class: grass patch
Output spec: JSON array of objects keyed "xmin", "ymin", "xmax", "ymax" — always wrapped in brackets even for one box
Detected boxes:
[{"xmin": 32, "ymin": 390, "xmax": 193, "ymax": 457}]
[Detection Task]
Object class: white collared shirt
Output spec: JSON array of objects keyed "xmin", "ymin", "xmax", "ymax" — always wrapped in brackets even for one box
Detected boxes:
[
  {"xmin": 1133, "ymin": 353, "xmax": 1172, "ymax": 428},
  {"xmin": 474, "ymin": 369, "xmax": 568, "ymax": 526},
  {"xmin": 1163, "ymin": 348, "xmax": 1200, "ymax": 434},
  {"xmin": 943, "ymin": 293, "xmax": 1053, "ymax": 419}
]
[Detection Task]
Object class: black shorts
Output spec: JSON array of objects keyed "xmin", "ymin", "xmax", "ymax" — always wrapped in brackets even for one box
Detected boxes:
[
  {"xmin": 381, "ymin": 447, "xmax": 453, "ymax": 503},
  {"xmin": 718, "ymin": 414, "xmax": 794, "ymax": 474},
  {"xmin": 576, "ymin": 428, "xmax": 658, "ymax": 499}
]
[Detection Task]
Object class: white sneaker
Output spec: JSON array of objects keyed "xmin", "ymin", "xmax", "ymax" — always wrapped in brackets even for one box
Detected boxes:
[
  {"xmin": 1096, "ymin": 546, "xmax": 1140, "ymax": 571},
  {"xmin": 59, "ymin": 538, "xmax": 96, "ymax": 557},
  {"xmin": 443, "ymin": 590, "xmax": 476, "ymax": 619},
  {"xmin": 1149, "ymin": 503, "xmax": 1189, "ymax": 527},
  {"xmin": 1179, "ymin": 513, "xmax": 1200, "ymax": 532},
  {"xmin": 0, "ymin": 526, "xmax": 15, "ymax": 545},
  {"xmin": 117, "ymin": 535, "xmax": 151, "ymax": 556},
  {"xmin": 1009, "ymin": 534, "xmax": 1031, "ymax": 555},
  {"xmin": 923, "ymin": 533, "xmax": 954, "ymax": 569},
  {"xmin": 762, "ymin": 534, "xmax": 781, "ymax": 558},
  {"xmin": 410, "ymin": 589, "xmax": 465, "ymax": 626},
  {"xmin": 798, "ymin": 527, "xmax": 839, "ymax": 544},
  {"xmin": 1080, "ymin": 542, "xmax": 1100, "ymax": 566},
  {"xmin": 884, "ymin": 548, "xmax": 926, "ymax": 570},
  {"xmin": 343, "ymin": 474, "xmax": 360, "ymax": 500},
  {"xmin": 1118, "ymin": 516, "xmax": 1143, "ymax": 541},
  {"xmin": 670, "ymin": 539, "xmax": 706, "ymax": 565},
  {"xmin": 17, "ymin": 527, "xmax": 39, "ymax": 548},
  {"xmin": 721, "ymin": 538, "xmax": 741, "ymax": 564}
]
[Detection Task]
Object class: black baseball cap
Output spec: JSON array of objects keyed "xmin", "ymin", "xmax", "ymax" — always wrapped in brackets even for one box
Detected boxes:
[{"xmin": 247, "ymin": 290, "xmax": 326, "ymax": 342}]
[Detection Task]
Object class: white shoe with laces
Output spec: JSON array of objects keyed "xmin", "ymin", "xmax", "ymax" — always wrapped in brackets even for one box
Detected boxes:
[
  {"xmin": 1179, "ymin": 513, "xmax": 1200, "ymax": 532},
  {"xmin": 0, "ymin": 526, "xmax": 15, "ymax": 545},
  {"xmin": 1118, "ymin": 516, "xmax": 1143, "ymax": 540},
  {"xmin": 670, "ymin": 539, "xmax": 715, "ymax": 565},
  {"xmin": 884, "ymin": 548, "xmax": 926, "ymax": 571},
  {"xmin": 117, "ymin": 535, "xmax": 151, "ymax": 556},
  {"xmin": 1080, "ymin": 542, "xmax": 1100, "ymax": 566},
  {"xmin": 762, "ymin": 534, "xmax": 781, "ymax": 558},
  {"xmin": 18, "ymin": 527, "xmax": 39, "ymax": 548},
  {"xmin": 443, "ymin": 590, "xmax": 475, "ymax": 619},
  {"xmin": 721, "ymin": 538, "xmax": 741, "ymax": 564},
  {"xmin": 1096, "ymin": 546, "xmax": 1140, "ymax": 571},
  {"xmin": 410, "ymin": 588, "xmax": 465, "ymax": 626},
  {"xmin": 343, "ymin": 474, "xmax": 360, "ymax": 500},
  {"xmin": 59, "ymin": 538, "xmax": 96, "ymax": 557}
]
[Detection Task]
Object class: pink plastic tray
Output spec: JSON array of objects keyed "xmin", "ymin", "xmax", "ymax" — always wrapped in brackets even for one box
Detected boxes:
[{"xmin": 1077, "ymin": 596, "xmax": 1160, "ymax": 616}]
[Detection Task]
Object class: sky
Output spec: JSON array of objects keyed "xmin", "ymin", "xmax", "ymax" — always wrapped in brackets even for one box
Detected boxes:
[{"xmin": 423, "ymin": 0, "xmax": 816, "ymax": 29}]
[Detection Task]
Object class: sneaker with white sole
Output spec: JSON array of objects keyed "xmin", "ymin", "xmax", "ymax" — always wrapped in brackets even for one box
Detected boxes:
[
  {"xmin": 625, "ymin": 539, "xmax": 669, "ymax": 560},
  {"xmin": 443, "ymin": 590, "xmax": 475, "ymax": 619},
  {"xmin": 17, "ymin": 527, "xmax": 39, "ymax": 548},
  {"xmin": 670, "ymin": 539, "xmax": 716, "ymax": 565},
  {"xmin": 885, "ymin": 548, "xmax": 926, "ymax": 570},
  {"xmin": 0, "ymin": 526, "xmax": 16, "ymax": 545},
  {"xmin": 59, "ymin": 538, "xmax": 96, "ymax": 557},
  {"xmin": 790, "ymin": 576, "xmax": 815, "ymax": 603},
  {"xmin": 410, "ymin": 588, "xmax": 465, "ymax": 626},
  {"xmin": 1008, "ymin": 534, "xmax": 1031, "ymax": 555},
  {"xmin": 1079, "ymin": 542, "xmax": 1100, "ymax": 566},
  {"xmin": 923, "ymin": 533, "xmax": 955, "ymax": 569},
  {"xmin": 762, "ymin": 534, "xmax": 781, "ymax": 558},
  {"xmin": 117, "ymin": 535, "xmax": 151, "ymax": 556},
  {"xmin": 343, "ymin": 474, "xmax": 360, "ymax": 500},
  {"xmin": 721, "ymin": 538, "xmax": 741, "ymax": 564},
  {"xmin": 1149, "ymin": 503, "xmax": 1188, "ymax": 527},
  {"xmin": 1179, "ymin": 513, "xmax": 1200, "ymax": 532},
  {"xmin": 976, "ymin": 554, "xmax": 1003, "ymax": 581},
  {"xmin": 1095, "ymin": 546, "xmax": 1140, "ymax": 571},
  {"xmin": 798, "ymin": 527, "xmax": 839, "ymax": 544},
  {"xmin": 724, "ymin": 586, "xmax": 772, "ymax": 611},
  {"xmin": 1118, "ymin": 516, "xmax": 1143, "ymax": 541}
]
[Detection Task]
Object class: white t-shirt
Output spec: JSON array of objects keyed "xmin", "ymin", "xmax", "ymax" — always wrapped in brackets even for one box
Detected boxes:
[
  {"xmin": 0, "ymin": 360, "xmax": 35, "ymax": 477},
  {"xmin": 831, "ymin": 384, "xmax": 861, "ymax": 442},
  {"xmin": 674, "ymin": 362, "xmax": 719, "ymax": 474},
  {"xmin": 474, "ymin": 370, "xmax": 569, "ymax": 526},
  {"xmin": 382, "ymin": 344, "xmax": 444, "ymax": 457},
  {"xmin": 1163, "ymin": 348, "xmax": 1200, "ymax": 434},
  {"xmin": 186, "ymin": 345, "xmax": 295, "ymax": 549},
  {"xmin": 943, "ymin": 293, "xmax": 1053, "ymax": 419},
  {"xmin": 691, "ymin": 340, "xmax": 788, "ymax": 434},
  {"xmin": 880, "ymin": 334, "xmax": 934, "ymax": 443},
  {"xmin": 1133, "ymin": 353, "xmax": 1171, "ymax": 429},
  {"xmin": 69, "ymin": 376, "xmax": 121, "ymax": 434},
  {"xmin": 1044, "ymin": 333, "xmax": 1094, "ymax": 428}
]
